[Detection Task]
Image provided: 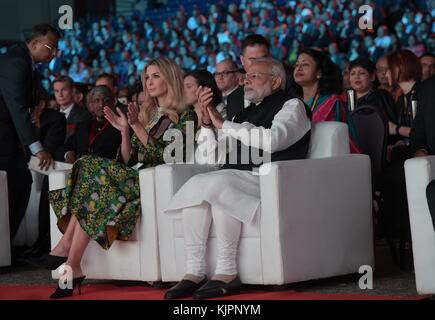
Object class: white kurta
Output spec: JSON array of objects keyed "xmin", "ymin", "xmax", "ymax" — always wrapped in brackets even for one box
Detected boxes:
[{"xmin": 164, "ymin": 97, "xmax": 311, "ymax": 224}]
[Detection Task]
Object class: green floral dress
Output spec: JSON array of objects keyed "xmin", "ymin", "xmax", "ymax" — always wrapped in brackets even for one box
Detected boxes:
[{"xmin": 49, "ymin": 109, "xmax": 196, "ymax": 249}]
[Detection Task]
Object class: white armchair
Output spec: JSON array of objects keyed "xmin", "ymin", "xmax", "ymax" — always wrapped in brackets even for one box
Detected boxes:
[
  {"xmin": 49, "ymin": 166, "xmax": 161, "ymax": 282},
  {"xmin": 155, "ymin": 121, "xmax": 375, "ymax": 284},
  {"xmin": 0, "ymin": 170, "xmax": 11, "ymax": 267},
  {"xmin": 404, "ymin": 156, "xmax": 435, "ymax": 294}
]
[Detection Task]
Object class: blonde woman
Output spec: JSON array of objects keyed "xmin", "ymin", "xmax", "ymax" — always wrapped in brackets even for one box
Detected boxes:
[{"xmin": 30, "ymin": 58, "xmax": 196, "ymax": 299}]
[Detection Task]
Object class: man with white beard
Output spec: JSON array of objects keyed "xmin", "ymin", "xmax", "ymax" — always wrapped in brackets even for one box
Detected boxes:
[{"xmin": 164, "ymin": 57, "xmax": 311, "ymax": 300}]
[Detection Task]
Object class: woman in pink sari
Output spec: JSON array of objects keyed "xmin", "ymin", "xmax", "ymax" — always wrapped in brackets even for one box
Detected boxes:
[{"xmin": 293, "ymin": 48, "xmax": 361, "ymax": 153}]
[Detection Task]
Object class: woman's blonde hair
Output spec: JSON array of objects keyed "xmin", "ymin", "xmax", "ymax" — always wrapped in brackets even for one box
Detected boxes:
[{"xmin": 139, "ymin": 57, "xmax": 186, "ymax": 125}]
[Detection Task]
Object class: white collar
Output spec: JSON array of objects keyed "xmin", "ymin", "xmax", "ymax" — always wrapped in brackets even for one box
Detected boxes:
[
  {"xmin": 223, "ymin": 85, "xmax": 239, "ymax": 97},
  {"xmin": 60, "ymin": 103, "xmax": 75, "ymax": 118}
]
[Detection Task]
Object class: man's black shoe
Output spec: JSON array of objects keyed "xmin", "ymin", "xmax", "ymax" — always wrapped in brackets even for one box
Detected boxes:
[
  {"xmin": 164, "ymin": 278, "xmax": 208, "ymax": 300},
  {"xmin": 193, "ymin": 277, "xmax": 241, "ymax": 300}
]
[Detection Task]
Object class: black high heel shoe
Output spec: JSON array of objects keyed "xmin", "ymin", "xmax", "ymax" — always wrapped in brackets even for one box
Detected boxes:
[
  {"xmin": 26, "ymin": 254, "xmax": 67, "ymax": 270},
  {"xmin": 50, "ymin": 276, "xmax": 86, "ymax": 299}
]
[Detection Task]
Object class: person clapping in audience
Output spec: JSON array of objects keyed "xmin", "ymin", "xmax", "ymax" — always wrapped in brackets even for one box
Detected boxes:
[
  {"xmin": 54, "ymin": 85, "xmax": 122, "ymax": 163},
  {"xmin": 164, "ymin": 57, "xmax": 311, "ymax": 300},
  {"xmin": 28, "ymin": 58, "xmax": 196, "ymax": 299},
  {"xmin": 184, "ymin": 69, "xmax": 226, "ymax": 126}
]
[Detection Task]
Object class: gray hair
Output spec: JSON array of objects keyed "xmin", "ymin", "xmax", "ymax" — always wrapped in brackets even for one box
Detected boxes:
[
  {"xmin": 87, "ymin": 85, "xmax": 115, "ymax": 103},
  {"xmin": 251, "ymin": 57, "xmax": 287, "ymax": 91}
]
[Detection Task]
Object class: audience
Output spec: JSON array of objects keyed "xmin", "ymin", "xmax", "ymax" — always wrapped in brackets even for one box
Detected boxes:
[
  {"xmin": 293, "ymin": 48, "xmax": 360, "ymax": 153},
  {"xmin": 52, "ymin": 76, "xmax": 92, "ymax": 141},
  {"xmin": 54, "ymin": 85, "xmax": 122, "ymax": 163},
  {"xmin": 348, "ymin": 57, "xmax": 397, "ymax": 139},
  {"xmin": 184, "ymin": 69, "xmax": 225, "ymax": 126}
]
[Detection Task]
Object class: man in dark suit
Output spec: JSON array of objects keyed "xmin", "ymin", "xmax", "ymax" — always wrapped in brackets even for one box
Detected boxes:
[
  {"xmin": 226, "ymin": 34, "xmax": 270, "ymax": 121},
  {"xmin": 0, "ymin": 24, "xmax": 61, "ymax": 243},
  {"xmin": 55, "ymin": 85, "xmax": 122, "ymax": 163},
  {"xmin": 410, "ymin": 76, "xmax": 435, "ymax": 230},
  {"xmin": 52, "ymin": 76, "xmax": 92, "ymax": 143},
  {"xmin": 225, "ymin": 34, "xmax": 299, "ymax": 121}
]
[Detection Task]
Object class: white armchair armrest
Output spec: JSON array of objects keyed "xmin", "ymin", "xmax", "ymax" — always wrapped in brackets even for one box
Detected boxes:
[{"xmin": 404, "ymin": 156, "xmax": 435, "ymax": 294}]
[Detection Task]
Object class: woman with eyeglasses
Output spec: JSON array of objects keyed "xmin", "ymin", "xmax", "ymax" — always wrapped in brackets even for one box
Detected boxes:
[
  {"xmin": 30, "ymin": 58, "xmax": 196, "ymax": 299},
  {"xmin": 293, "ymin": 48, "xmax": 361, "ymax": 153}
]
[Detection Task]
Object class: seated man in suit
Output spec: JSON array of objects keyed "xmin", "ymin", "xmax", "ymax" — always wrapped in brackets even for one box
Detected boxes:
[
  {"xmin": 55, "ymin": 85, "xmax": 122, "ymax": 163},
  {"xmin": 164, "ymin": 57, "xmax": 311, "ymax": 300},
  {"xmin": 53, "ymin": 76, "xmax": 92, "ymax": 142},
  {"xmin": 214, "ymin": 58, "xmax": 240, "ymax": 105}
]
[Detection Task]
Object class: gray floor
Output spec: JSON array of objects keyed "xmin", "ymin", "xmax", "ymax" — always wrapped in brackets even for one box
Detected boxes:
[{"xmin": 0, "ymin": 239, "xmax": 423, "ymax": 298}]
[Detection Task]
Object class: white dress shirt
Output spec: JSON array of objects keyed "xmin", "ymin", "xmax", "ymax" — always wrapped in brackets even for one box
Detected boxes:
[{"xmin": 60, "ymin": 103, "xmax": 74, "ymax": 119}]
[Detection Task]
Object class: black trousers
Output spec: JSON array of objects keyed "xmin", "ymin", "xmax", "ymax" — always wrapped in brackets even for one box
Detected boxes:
[
  {"xmin": 378, "ymin": 145, "xmax": 413, "ymax": 240},
  {"xmin": 0, "ymin": 154, "xmax": 32, "ymax": 241},
  {"xmin": 426, "ymin": 180, "xmax": 435, "ymax": 231},
  {"xmin": 36, "ymin": 176, "xmax": 50, "ymax": 247}
]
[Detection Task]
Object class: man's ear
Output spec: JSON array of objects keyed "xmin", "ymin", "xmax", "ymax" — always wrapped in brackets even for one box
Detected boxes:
[
  {"xmin": 240, "ymin": 55, "xmax": 245, "ymax": 69},
  {"xmin": 272, "ymin": 76, "xmax": 283, "ymax": 91}
]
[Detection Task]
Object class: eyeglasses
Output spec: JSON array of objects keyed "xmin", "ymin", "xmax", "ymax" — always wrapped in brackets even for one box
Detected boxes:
[
  {"xmin": 243, "ymin": 72, "xmax": 274, "ymax": 81},
  {"xmin": 214, "ymin": 70, "xmax": 238, "ymax": 78},
  {"xmin": 37, "ymin": 40, "xmax": 60, "ymax": 56}
]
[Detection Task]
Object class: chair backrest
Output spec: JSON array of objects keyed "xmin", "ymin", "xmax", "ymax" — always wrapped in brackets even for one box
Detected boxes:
[
  {"xmin": 308, "ymin": 121, "xmax": 350, "ymax": 159},
  {"xmin": 351, "ymin": 105, "xmax": 388, "ymax": 182}
]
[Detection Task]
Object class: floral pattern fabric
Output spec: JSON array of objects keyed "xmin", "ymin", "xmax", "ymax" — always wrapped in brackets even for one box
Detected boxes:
[{"xmin": 49, "ymin": 109, "xmax": 196, "ymax": 249}]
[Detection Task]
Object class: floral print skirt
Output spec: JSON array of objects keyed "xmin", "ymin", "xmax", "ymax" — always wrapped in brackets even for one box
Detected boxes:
[{"xmin": 49, "ymin": 155, "xmax": 141, "ymax": 250}]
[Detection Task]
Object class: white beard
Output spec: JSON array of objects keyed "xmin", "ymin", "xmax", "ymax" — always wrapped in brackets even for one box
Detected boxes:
[{"xmin": 244, "ymin": 84, "xmax": 273, "ymax": 104}]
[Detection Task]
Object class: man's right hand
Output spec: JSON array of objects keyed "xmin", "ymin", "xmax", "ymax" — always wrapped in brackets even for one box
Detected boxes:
[{"xmin": 35, "ymin": 150, "xmax": 54, "ymax": 171}]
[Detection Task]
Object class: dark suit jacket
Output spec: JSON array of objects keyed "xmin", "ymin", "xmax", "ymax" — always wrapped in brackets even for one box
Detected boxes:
[
  {"xmin": 0, "ymin": 42, "xmax": 39, "ymax": 162},
  {"xmin": 65, "ymin": 104, "xmax": 92, "ymax": 140},
  {"xmin": 55, "ymin": 118, "xmax": 121, "ymax": 161},
  {"xmin": 410, "ymin": 76, "xmax": 435, "ymax": 155},
  {"xmin": 226, "ymin": 86, "xmax": 245, "ymax": 121},
  {"xmin": 37, "ymin": 108, "xmax": 66, "ymax": 156}
]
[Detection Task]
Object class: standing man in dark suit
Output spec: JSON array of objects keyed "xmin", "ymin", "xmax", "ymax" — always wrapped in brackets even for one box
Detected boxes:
[
  {"xmin": 410, "ymin": 76, "xmax": 435, "ymax": 230},
  {"xmin": 0, "ymin": 24, "xmax": 61, "ymax": 243},
  {"xmin": 52, "ymin": 76, "xmax": 92, "ymax": 143},
  {"xmin": 226, "ymin": 34, "xmax": 270, "ymax": 121}
]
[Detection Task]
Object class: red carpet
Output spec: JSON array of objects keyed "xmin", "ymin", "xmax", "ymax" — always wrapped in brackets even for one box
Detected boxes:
[{"xmin": 0, "ymin": 284, "xmax": 425, "ymax": 300}]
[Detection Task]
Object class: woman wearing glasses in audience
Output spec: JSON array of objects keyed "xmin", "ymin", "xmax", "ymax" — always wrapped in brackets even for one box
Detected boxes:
[
  {"xmin": 293, "ymin": 48, "xmax": 361, "ymax": 153},
  {"xmin": 348, "ymin": 57, "xmax": 398, "ymax": 143},
  {"xmin": 184, "ymin": 69, "xmax": 226, "ymax": 125},
  {"xmin": 32, "ymin": 58, "xmax": 196, "ymax": 299}
]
